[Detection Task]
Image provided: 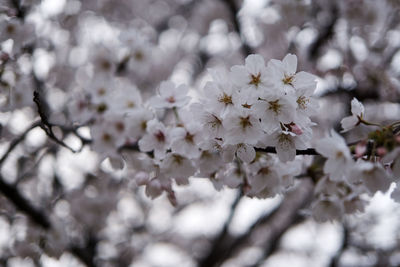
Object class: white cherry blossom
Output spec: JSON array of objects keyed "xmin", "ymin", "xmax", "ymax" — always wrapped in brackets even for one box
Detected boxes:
[
  {"xmin": 138, "ymin": 119, "xmax": 171, "ymax": 159},
  {"xmin": 348, "ymin": 161, "xmax": 392, "ymax": 195},
  {"xmin": 264, "ymin": 126, "xmax": 311, "ymax": 162},
  {"xmin": 223, "ymin": 108, "xmax": 264, "ymax": 145},
  {"xmin": 202, "ymin": 68, "xmax": 237, "ymax": 117},
  {"xmin": 190, "ymin": 103, "xmax": 225, "ymax": 138},
  {"xmin": 266, "ymin": 54, "xmax": 317, "ymax": 95},
  {"xmin": 160, "ymin": 153, "xmax": 196, "ymax": 185},
  {"xmin": 316, "ymin": 130, "xmax": 353, "ymax": 181},
  {"xmin": 149, "ymin": 81, "xmax": 190, "ymax": 109},
  {"xmin": 311, "ymin": 198, "xmax": 344, "ymax": 222},
  {"xmin": 247, "ymin": 156, "xmax": 281, "ymax": 198},
  {"xmin": 253, "ymin": 93, "xmax": 297, "ymax": 134},
  {"xmin": 341, "ymin": 98, "xmax": 365, "ymax": 132},
  {"xmin": 170, "ymin": 123, "xmax": 203, "ymax": 159},
  {"xmin": 230, "ymin": 54, "xmax": 269, "ymax": 95}
]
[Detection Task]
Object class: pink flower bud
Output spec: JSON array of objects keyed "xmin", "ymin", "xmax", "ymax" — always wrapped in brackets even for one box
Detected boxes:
[
  {"xmin": 291, "ymin": 124, "xmax": 303, "ymax": 135},
  {"xmin": 355, "ymin": 142, "xmax": 367, "ymax": 158},
  {"xmin": 0, "ymin": 52, "xmax": 10, "ymax": 62},
  {"xmin": 376, "ymin": 147, "xmax": 387, "ymax": 157}
]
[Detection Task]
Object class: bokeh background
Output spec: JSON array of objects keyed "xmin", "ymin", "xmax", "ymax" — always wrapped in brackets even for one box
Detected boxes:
[{"xmin": 0, "ymin": 0, "xmax": 400, "ymax": 266}]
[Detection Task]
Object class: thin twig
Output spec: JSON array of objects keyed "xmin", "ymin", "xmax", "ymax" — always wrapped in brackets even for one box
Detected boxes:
[{"xmin": 33, "ymin": 88, "xmax": 77, "ymax": 153}]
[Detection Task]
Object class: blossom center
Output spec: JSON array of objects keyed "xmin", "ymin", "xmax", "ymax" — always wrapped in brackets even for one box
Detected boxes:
[
  {"xmin": 100, "ymin": 60, "xmax": 111, "ymax": 71},
  {"xmin": 173, "ymin": 154, "xmax": 184, "ymax": 165},
  {"xmin": 249, "ymin": 72, "xmax": 261, "ymax": 87},
  {"xmin": 336, "ymin": 151, "xmax": 343, "ymax": 158},
  {"xmin": 268, "ymin": 100, "xmax": 282, "ymax": 115},
  {"xmin": 242, "ymin": 103, "xmax": 252, "ymax": 109},
  {"xmin": 166, "ymin": 96, "xmax": 176, "ymax": 103},
  {"xmin": 141, "ymin": 121, "xmax": 147, "ymax": 131},
  {"xmin": 126, "ymin": 101, "xmax": 135, "ymax": 108},
  {"xmin": 102, "ymin": 133, "xmax": 112, "ymax": 142},
  {"xmin": 239, "ymin": 116, "xmax": 252, "ymax": 129},
  {"xmin": 133, "ymin": 51, "xmax": 144, "ymax": 61},
  {"xmin": 258, "ymin": 167, "xmax": 270, "ymax": 175},
  {"xmin": 282, "ymin": 74, "xmax": 294, "ymax": 85},
  {"xmin": 115, "ymin": 122, "xmax": 125, "ymax": 132},
  {"xmin": 201, "ymin": 151, "xmax": 212, "ymax": 158},
  {"xmin": 154, "ymin": 130, "xmax": 165, "ymax": 142},
  {"xmin": 218, "ymin": 93, "xmax": 233, "ymax": 105},
  {"xmin": 297, "ymin": 95, "xmax": 309, "ymax": 110},
  {"xmin": 96, "ymin": 103, "xmax": 108, "ymax": 113},
  {"xmin": 185, "ymin": 132, "xmax": 195, "ymax": 144},
  {"xmin": 6, "ymin": 25, "xmax": 15, "ymax": 34},
  {"xmin": 208, "ymin": 115, "xmax": 222, "ymax": 129},
  {"xmin": 97, "ymin": 87, "xmax": 106, "ymax": 96}
]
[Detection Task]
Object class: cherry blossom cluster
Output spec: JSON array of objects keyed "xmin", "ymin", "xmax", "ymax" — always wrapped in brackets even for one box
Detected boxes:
[
  {"xmin": 66, "ymin": 50, "xmax": 400, "ymax": 222},
  {"xmin": 312, "ymin": 99, "xmax": 400, "ymax": 221},
  {"xmin": 68, "ymin": 54, "xmax": 317, "ymax": 204},
  {"xmin": 65, "ymin": 49, "xmax": 400, "ymax": 221}
]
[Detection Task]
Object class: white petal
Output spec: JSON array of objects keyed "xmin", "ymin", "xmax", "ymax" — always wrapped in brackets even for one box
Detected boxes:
[
  {"xmin": 391, "ymin": 182, "xmax": 400, "ymax": 203},
  {"xmin": 363, "ymin": 166, "xmax": 392, "ymax": 194},
  {"xmin": 315, "ymin": 138, "xmax": 335, "ymax": 158},
  {"xmin": 340, "ymin": 115, "xmax": 358, "ymax": 132},
  {"xmin": 138, "ymin": 135, "xmax": 153, "ymax": 152},
  {"xmin": 175, "ymin": 84, "xmax": 189, "ymax": 96},
  {"xmin": 145, "ymin": 179, "xmax": 163, "ymax": 199},
  {"xmin": 276, "ymin": 137, "xmax": 296, "ymax": 162},
  {"xmin": 282, "ymin": 54, "xmax": 297, "ymax": 74},
  {"xmin": 222, "ymin": 145, "xmax": 236, "ymax": 162},
  {"xmin": 158, "ymin": 81, "xmax": 175, "ymax": 96},
  {"xmin": 350, "ymin": 98, "xmax": 364, "ymax": 116},
  {"xmin": 245, "ymin": 54, "xmax": 265, "ymax": 74},
  {"xmin": 148, "ymin": 96, "xmax": 166, "ymax": 109},
  {"xmin": 237, "ymin": 144, "xmax": 255, "ymax": 163},
  {"xmin": 293, "ymin": 71, "xmax": 317, "ymax": 92},
  {"xmin": 393, "ymin": 158, "xmax": 400, "ymax": 179}
]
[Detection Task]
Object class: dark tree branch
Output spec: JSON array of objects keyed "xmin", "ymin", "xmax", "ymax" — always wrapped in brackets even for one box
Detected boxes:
[
  {"xmin": 256, "ymin": 147, "xmax": 319, "ymax": 156},
  {"xmin": 199, "ymin": 200, "xmax": 283, "ymax": 267},
  {"xmin": 198, "ymin": 188, "xmax": 243, "ymax": 267},
  {"xmin": 0, "ymin": 120, "xmax": 41, "ymax": 166},
  {"xmin": 329, "ymin": 224, "xmax": 349, "ymax": 267},
  {"xmin": 0, "ymin": 174, "xmax": 51, "ymax": 228},
  {"xmin": 249, "ymin": 179, "xmax": 314, "ymax": 267},
  {"xmin": 199, "ymin": 179, "xmax": 314, "ymax": 267},
  {"xmin": 0, "ymin": 171, "xmax": 99, "ymax": 266},
  {"xmin": 220, "ymin": 0, "xmax": 253, "ymax": 56},
  {"xmin": 69, "ymin": 234, "xmax": 98, "ymax": 267},
  {"xmin": 33, "ymin": 80, "xmax": 77, "ymax": 153},
  {"xmin": 308, "ymin": 3, "xmax": 339, "ymax": 60},
  {"xmin": 9, "ymin": 0, "xmax": 26, "ymax": 19},
  {"xmin": 318, "ymin": 85, "xmax": 380, "ymax": 102}
]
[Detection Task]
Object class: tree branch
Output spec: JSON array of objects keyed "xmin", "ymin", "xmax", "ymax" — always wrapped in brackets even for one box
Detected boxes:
[
  {"xmin": 220, "ymin": 0, "xmax": 253, "ymax": 56},
  {"xmin": 308, "ymin": 2, "xmax": 339, "ymax": 60},
  {"xmin": 329, "ymin": 224, "xmax": 349, "ymax": 267},
  {"xmin": 198, "ymin": 188, "xmax": 243, "ymax": 267},
  {"xmin": 256, "ymin": 147, "xmax": 319, "ymax": 156},
  {"xmin": 249, "ymin": 179, "xmax": 314, "ymax": 267},
  {"xmin": 0, "ymin": 174, "xmax": 51, "ymax": 228},
  {"xmin": 0, "ymin": 120, "xmax": 41, "ymax": 166},
  {"xmin": 33, "ymin": 82, "xmax": 77, "ymax": 153}
]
